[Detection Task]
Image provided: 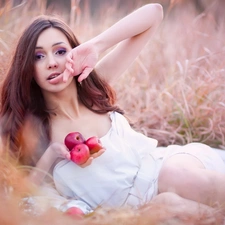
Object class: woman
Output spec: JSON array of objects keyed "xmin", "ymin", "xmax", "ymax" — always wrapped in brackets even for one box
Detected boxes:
[{"xmin": 1, "ymin": 3, "xmax": 225, "ymax": 217}]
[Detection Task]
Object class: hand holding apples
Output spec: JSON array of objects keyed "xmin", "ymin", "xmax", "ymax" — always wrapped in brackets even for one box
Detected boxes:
[
  {"xmin": 64, "ymin": 132, "xmax": 104, "ymax": 166},
  {"xmin": 85, "ymin": 136, "xmax": 103, "ymax": 154},
  {"xmin": 48, "ymin": 142, "xmax": 71, "ymax": 160},
  {"xmin": 70, "ymin": 144, "xmax": 90, "ymax": 165}
]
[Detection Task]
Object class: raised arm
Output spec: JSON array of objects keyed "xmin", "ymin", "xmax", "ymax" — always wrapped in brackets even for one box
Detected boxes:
[
  {"xmin": 63, "ymin": 3, "xmax": 163, "ymax": 84},
  {"xmin": 94, "ymin": 3, "xmax": 163, "ymax": 84}
]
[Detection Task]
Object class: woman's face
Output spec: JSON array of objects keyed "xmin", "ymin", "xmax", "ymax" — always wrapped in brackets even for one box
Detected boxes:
[{"xmin": 34, "ymin": 27, "xmax": 73, "ymax": 93}]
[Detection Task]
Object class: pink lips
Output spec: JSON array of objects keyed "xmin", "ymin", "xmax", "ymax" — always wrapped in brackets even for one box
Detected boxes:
[
  {"xmin": 47, "ymin": 72, "xmax": 63, "ymax": 84},
  {"xmin": 47, "ymin": 72, "xmax": 60, "ymax": 80}
]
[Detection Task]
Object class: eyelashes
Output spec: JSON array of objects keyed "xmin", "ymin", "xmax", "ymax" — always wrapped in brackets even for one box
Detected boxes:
[
  {"xmin": 35, "ymin": 52, "xmax": 44, "ymax": 60},
  {"xmin": 34, "ymin": 48, "xmax": 67, "ymax": 61},
  {"xmin": 56, "ymin": 48, "xmax": 67, "ymax": 55}
]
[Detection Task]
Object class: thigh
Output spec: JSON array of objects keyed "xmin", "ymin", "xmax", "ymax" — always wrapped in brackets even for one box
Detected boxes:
[
  {"xmin": 157, "ymin": 148, "xmax": 225, "ymax": 206},
  {"xmin": 158, "ymin": 153, "xmax": 208, "ymax": 195},
  {"xmin": 162, "ymin": 143, "xmax": 225, "ymax": 173}
]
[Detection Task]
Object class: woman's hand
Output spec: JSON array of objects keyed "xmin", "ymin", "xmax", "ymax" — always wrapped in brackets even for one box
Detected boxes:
[
  {"xmin": 63, "ymin": 42, "xmax": 99, "ymax": 83},
  {"xmin": 47, "ymin": 142, "xmax": 71, "ymax": 161},
  {"xmin": 49, "ymin": 143, "xmax": 105, "ymax": 168},
  {"xmin": 79, "ymin": 148, "xmax": 105, "ymax": 168}
]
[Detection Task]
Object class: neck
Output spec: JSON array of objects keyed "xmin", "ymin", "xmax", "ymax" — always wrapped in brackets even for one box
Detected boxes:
[{"xmin": 43, "ymin": 81, "xmax": 82, "ymax": 119}]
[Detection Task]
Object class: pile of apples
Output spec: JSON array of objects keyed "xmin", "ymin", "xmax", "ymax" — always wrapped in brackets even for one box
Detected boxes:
[{"xmin": 64, "ymin": 132, "xmax": 103, "ymax": 165}]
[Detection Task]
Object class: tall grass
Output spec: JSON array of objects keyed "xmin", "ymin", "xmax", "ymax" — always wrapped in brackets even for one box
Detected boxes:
[
  {"xmin": 0, "ymin": 0, "xmax": 225, "ymax": 224},
  {"xmin": 116, "ymin": 1, "xmax": 225, "ymax": 149},
  {"xmin": 1, "ymin": 0, "xmax": 224, "ymax": 148}
]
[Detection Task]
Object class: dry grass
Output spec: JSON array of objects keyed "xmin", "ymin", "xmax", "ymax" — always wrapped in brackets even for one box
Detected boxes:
[
  {"xmin": 0, "ymin": 0, "xmax": 225, "ymax": 224},
  {"xmin": 0, "ymin": 153, "xmax": 224, "ymax": 225},
  {"xmin": 117, "ymin": 2, "xmax": 225, "ymax": 149},
  {"xmin": 1, "ymin": 0, "xmax": 225, "ymax": 148}
]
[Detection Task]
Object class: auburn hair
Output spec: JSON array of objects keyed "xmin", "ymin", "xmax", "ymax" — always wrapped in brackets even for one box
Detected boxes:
[{"xmin": 0, "ymin": 15, "xmax": 123, "ymax": 164}]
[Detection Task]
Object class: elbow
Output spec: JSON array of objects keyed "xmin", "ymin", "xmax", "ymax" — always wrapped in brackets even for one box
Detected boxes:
[
  {"xmin": 152, "ymin": 3, "xmax": 164, "ymax": 24},
  {"xmin": 145, "ymin": 3, "xmax": 164, "ymax": 25},
  {"xmin": 157, "ymin": 3, "xmax": 164, "ymax": 20}
]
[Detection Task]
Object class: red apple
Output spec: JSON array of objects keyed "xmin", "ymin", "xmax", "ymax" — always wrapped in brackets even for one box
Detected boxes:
[
  {"xmin": 70, "ymin": 143, "xmax": 90, "ymax": 165},
  {"xmin": 65, "ymin": 207, "xmax": 84, "ymax": 219},
  {"xmin": 85, "ymin": 136, "xmax": 103, "ymax": 154},
  {"xmin": 64, "ymin": 132, "xmax": 85, "ymax": 151}
]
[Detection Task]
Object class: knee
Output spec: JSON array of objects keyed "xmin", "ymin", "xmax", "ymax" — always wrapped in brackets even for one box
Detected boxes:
[
  {"xmin": 152, "ymin": 192, "xmax": 181, "ymax": 205},
  {"xmin": 158, "ymin": 164, "xmax": 184, "ymax": 193}
]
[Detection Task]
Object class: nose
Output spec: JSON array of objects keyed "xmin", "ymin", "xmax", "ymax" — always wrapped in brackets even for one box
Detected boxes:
[{"xmin": 47, "ymin": 54, "xmax": 58, "ymax": 69}]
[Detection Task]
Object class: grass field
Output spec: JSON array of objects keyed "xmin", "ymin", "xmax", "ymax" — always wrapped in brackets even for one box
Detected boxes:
[{"xmin": 0, "ymin": 0, "xmax": 225, "ymax": 224}]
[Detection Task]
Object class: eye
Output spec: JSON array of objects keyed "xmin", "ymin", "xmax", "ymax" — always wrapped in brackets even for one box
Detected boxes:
[
  {"xmin": 35, "ymin": 53, "xmax": 44, "ymax": 60},
  {"xmin": 56, "ymin": 48, "xmax": 66, "ymax": 55}
]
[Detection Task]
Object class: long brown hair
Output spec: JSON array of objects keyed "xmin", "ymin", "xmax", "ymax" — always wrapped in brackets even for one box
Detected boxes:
[{"xmin": 0, "ymin": 15, "xmax": 123, "ymax": 164}]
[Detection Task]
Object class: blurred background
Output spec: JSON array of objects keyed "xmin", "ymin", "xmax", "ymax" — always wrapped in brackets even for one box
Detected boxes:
[
  {"xmin": 0, "ymin": 0, "xmax": 225, "ymax": 148},
  {"xmin": 0, "ymin": 2, "xmax": 225, "ymax": 223}
]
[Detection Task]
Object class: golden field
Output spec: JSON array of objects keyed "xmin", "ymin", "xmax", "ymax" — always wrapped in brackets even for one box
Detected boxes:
[{"xmin": 0, "ymin": 0, "xmax": 225, "ymax": 224}]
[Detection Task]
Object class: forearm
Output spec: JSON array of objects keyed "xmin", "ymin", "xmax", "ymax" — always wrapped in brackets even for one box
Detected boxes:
[
  {"xmin": 29, "ymin": 146, "xmax": 56, "ymax": 186},
  {"xmin": 89, "ymin": 4, "xmax": 163, "ymax": 54},
  {"xmin": 63, "ymin": 3, "xmax": 163, "ymax": 83}
]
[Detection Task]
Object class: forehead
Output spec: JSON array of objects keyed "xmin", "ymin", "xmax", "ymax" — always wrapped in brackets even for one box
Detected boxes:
[{"xmin": 36, "ymin": 27, "xmax": 70, "ymax": 47}]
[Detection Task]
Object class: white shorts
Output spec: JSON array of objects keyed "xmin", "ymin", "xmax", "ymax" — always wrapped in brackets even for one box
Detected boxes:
[
  {"xmin": 122, "ymin": 143, "xmax": 225, "ymax": 208},
  {"xmin": 160, "ymin": 143, "xmax": 225, "ymax": 174},
  {"xmin": 141, "ymin": 143, "xmax": 225, "ymax": 203}
]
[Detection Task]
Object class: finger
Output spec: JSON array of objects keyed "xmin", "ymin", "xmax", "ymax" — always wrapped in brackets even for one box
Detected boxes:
[
  {"xmin": 59, "ymin": 151, "xmax": 70, "ymax": 159},
  {"xmin": 65, "ymin": 62, "xmax": 74, "ymax": 74},
  {"xmin": 78, "ymin": 67, "xmax": 93, "ymax": 82},
  {"xmin": 80, "ymin": 157, "xmax": 93, "ymax": 168},
  {"xmin": 65, "ymin": 152, "xmax": 71, "ymax": 160},
  {"xmin": 66, "ymin": 52, "xmax": 73, "ymax": 63},
  {"xmin": 62, "ymin": 69, "xmax": 72, "ymax": 82},
  {"xmin": 91, "ymin": 149, "xmax": 105, "ymax": 158}
]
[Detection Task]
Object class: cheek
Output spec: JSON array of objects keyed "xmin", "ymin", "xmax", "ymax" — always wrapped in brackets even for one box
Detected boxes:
[
  {"xmin": 58, "ymin": 57, "xmax": 67, "ymax": 67},
  {"xmin": 34, "ymin": 60, "xmax": 44, "ymax": 75}
]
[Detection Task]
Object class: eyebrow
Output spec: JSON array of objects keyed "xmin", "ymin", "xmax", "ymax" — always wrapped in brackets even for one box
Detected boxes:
[{"xmin": 35, "ymin": 42, "xmax": 66, "ymax": 49}]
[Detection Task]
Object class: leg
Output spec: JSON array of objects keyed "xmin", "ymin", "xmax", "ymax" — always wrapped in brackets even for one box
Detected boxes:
[{"xmin": 158, "ymin": 154, "xmax": 225, "ymax": 213}]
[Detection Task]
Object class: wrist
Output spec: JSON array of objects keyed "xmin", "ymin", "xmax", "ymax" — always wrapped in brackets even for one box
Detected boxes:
[
  {"xmin": 86, "ymin": 37, "xmax": 104, "ymax": 57},
  {"xmin": 45, "ymin": 144, "xmax": 58, "ymax": 161}
]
